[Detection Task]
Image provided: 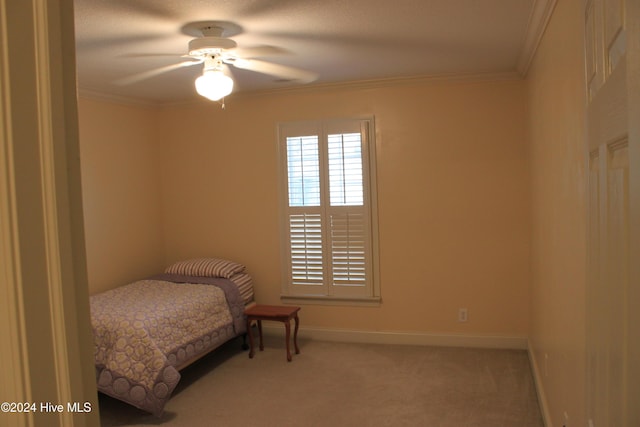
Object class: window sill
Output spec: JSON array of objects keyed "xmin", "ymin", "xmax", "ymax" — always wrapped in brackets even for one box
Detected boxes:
[{"xmin": 280, "ymin": 294, "xmax": 381, "ymax": 307}]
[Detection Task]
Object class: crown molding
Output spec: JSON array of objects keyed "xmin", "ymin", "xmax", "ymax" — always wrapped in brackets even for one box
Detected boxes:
[
  {"xmin": 78, "ymin": 88, "xmax": 162, "ymax": 108},
  {"xmin": 516, "ymin": 0, "xmax": 558, "ymax": 76},
  {"xmin": 239, "ymin": 70, "xmax": 523, "ymax": 100}
]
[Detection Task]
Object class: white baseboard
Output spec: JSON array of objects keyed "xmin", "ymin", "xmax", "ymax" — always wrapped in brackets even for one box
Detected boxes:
[
  {"xmin": 260, "ymin": 324, "xmax": 528, "ymax": 350},
  {"xmin": 527, "ymin": 340, "xmax": 552, "ymax": 427}
]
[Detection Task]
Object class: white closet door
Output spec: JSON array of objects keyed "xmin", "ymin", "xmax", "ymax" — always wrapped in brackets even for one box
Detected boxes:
[{"xmin": 584, "ymin": 0, "xmax": 639, "ymax": 426}]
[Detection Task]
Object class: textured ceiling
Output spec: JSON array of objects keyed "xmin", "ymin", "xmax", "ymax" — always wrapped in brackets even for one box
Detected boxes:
[{"xmin": 74, "ymin": 0, "xmax": 538, "ymax": 104}]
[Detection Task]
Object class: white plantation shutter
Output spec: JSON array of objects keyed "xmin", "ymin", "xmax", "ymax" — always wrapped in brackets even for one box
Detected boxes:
[
  {"xmin": 285, "ymin": 133, "xmax": 323, "ymax": 288},
  {"xmin": 327, "ymin": 132, "xmax": 367, "ymax": 288},
  {"xmin": 330, "ymin": 212, "xmax": 366, "ymax": 286},
  {"xmin": 286, "ymin": 135, "xmax": 320, "ymax": 207},
  {"xmin": 289, "ymin": 213, "xmax": 323, "ymax": 285},
  {"xmin": 328, "ymin": 133, "xmax": 364, "ymax": 206},
  {"xmin": 279, "ymin": 118, "xmax": 379, "ymax": 301}
]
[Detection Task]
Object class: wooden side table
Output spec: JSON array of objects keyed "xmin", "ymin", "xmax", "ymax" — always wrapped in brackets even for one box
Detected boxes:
[{"xmin": 244, "ymin": 304, "xmax": 301, "ymax": 362}]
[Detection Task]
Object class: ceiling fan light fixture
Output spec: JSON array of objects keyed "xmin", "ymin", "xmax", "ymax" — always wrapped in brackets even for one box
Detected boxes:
[{"xmin": 195, "ymin": 69, "xmax": 234, "ymax": 101}]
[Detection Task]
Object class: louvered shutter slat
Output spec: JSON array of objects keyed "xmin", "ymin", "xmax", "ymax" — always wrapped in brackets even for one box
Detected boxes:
[
  {"xmin": 289, "ymin": 213, "xmax": 323, "ymax": 285},
  {"xmin": 330, "ymin": 212, "xmax": 367, "ymax": 287}
]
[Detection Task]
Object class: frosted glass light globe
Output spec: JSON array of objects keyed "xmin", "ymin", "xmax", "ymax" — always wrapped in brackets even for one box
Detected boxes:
[{"xmin": 195, "ymin": 69, "xmax": 233, "ymax": 101}]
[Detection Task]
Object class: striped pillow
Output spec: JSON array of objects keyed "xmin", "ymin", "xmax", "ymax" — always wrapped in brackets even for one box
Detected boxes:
[
  {"xmin": 228, "ymin": 272, "xmax": 254, "ymax": 305},
  {"xmin": 165, "ymin": 258, "xmax": 245, "ymax": 279}
]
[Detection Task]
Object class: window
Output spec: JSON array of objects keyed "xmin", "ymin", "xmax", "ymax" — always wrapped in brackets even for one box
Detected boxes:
[{"xmin": 278, "ymin": 118, "xmax": 379, "ymax": 303}]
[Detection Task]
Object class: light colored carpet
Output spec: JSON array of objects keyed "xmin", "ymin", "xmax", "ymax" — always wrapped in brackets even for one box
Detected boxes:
[{"xmin": 98, "ymin": 336, "xmax": 544, "ymax": 427}]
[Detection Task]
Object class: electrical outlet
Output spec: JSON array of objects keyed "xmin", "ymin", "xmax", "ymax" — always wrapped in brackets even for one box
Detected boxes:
[{"xmin": 458, "ymin": 308, "xmax": 468, "ymax": 322}]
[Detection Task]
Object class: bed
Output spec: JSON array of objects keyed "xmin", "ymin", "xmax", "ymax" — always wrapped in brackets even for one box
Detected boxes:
[{"xmin": 90, "ymin": 258, "xmax": 254, "ymax": 416}]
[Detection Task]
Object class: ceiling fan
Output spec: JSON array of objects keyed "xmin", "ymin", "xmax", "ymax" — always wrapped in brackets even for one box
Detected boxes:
[{"xmin": 115, "ymin": 21, "xmax": 318, "ymax": 101}]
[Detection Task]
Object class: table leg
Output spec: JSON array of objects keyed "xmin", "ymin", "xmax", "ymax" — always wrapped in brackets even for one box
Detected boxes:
[
  {"xmin": 293, "ymin": 314, "xmax": 300, "ymax": 355},
  {"xmin": 257, "ymin": 319, "xmax": 264, "ymax": 351},
  {"xmin": 284, "ymin": 319, "xmax": 292, "ymax": 361},
  {"xmin": 247, "ymin": 318, "xmax": 255, "ymax": 359}
]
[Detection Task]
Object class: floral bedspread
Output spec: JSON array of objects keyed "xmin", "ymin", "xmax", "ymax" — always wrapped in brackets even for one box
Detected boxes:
[{"xmin": 91, "ymin": 278, "xmax": 242, "ymax": 415}]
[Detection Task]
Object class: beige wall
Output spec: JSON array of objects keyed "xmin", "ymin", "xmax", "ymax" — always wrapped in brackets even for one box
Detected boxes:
[
  {"xmin": 525, "ymin": 0, "xmax": 587, "ymax": 425},
  {"xmin": 77, "ymin": 34, "xmax": 576, "ymax": 421},
  {"xmin": 156, "ymin": 78, "xmax": 531, "ymax": 336},
  {"xmin": 78, "ymin": 97, "xmax": 166, "ymax": 294}
]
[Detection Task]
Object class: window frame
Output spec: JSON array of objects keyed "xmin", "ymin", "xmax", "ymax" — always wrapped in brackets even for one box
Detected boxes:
[{"xmin": 277, "ymin": 117, "xmax": 380, "ymax": 305}]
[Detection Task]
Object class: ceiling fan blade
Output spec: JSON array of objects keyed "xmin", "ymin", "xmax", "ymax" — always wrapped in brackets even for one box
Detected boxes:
[
  {"xmin": 238, "ymin": 0, "xmax": 299, "ymax": 18},
  {"xmin": 113, "ymin": 60, "xmax": 202, "ymax": 86},
  {"xmin": 118, "ymin": 53, "xmax": 186, "ymax": 58},
  {"xmin": 75, "ymin": 33, "xmax": 174, "ymax": 51},
  {"xmin": 232, "ymin": 59, "xmax": 317, "ymax": 83},
  {"xmin": 226, "ymin": 45, "xmax": 289, "ymax": 58}
]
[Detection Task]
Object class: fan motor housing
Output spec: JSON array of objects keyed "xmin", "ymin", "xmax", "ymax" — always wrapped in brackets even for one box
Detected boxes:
[{"xmin": 188, "ymin": 37, "xmax": 237, "ymax": 56}]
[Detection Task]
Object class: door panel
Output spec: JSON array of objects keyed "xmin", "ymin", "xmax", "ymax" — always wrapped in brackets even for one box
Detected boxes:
[{"xmin": 585, "ymin": 0, "xmax": 637, "ymax": 426}]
